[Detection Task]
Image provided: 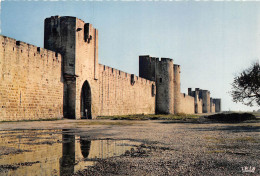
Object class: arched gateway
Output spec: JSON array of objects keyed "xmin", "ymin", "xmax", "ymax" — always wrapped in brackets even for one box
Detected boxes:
[{"xmin": 80, "ymin": 81, "xmax": 92, "ymax": 119}]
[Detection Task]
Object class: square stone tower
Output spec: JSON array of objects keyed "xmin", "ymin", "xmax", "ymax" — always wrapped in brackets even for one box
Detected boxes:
[
  {"xmin": 44, "ymin": 16, "xmax": 98, "ymax": 119},
  {"xmin": 213, "ymin": 98, "xmax": 221, "ymax": 112}
]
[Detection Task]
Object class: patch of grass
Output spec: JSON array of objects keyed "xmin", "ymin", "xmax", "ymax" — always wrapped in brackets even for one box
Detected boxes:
[
  {"xmin": 0, "ymin": 118, "xmax": 61, "ymax": 123},
  {"xmin": 74, "ymin": 121, "xmax": 135, "ymax": 126},
  {"xmin": 234, "ymin": 136, "xmax": 258, "ymax": 143},
  {"xmin": 205, "ymin": 136, "xmax": 226, "ymax": 143},
  {"xmin": 97, "ymin": 113, "xmax": 198, "ymax": 121}
]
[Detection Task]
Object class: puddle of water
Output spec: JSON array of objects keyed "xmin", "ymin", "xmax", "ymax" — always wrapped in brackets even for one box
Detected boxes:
[{"xmin": 0, "ymin": 130, "xmax": 142, "ymax": 176}]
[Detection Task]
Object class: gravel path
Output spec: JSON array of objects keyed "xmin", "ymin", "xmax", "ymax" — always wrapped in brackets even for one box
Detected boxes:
[{"xmin": 0, "ymin": 118, "xmax": 259, "ymax": 175}]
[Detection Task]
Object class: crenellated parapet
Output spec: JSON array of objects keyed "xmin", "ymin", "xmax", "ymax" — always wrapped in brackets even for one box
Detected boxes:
[
  {"xmin": 99, "ymin": 64, "xmax": 155, "ymax": 86},
  {"xmin": 1, "ymin": 35, "xmax": 62, "ymax": 66},
  {"xmin": 0, "ymin": 15, "xmax": 223, "ymax": 121},
  {"xmin": 0, "ymin": 35, "xmax": 64, "ymax": 121}
]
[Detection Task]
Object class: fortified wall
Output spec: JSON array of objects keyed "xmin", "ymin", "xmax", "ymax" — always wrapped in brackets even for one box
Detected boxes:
[
  {"xmin": 0, "ymin": 16, "xmax": 221, "ymax": 121},
  {"xmin": 0, "ymin": 36, "xmax": 63, "ymax": 121},
  {"xmin": 98, "ymin": 65, "xmax": 155, "ymax": 116},
  {"xmin": 178, "ymin": 93, "xmax": 195, "ymax": 114},
  {"xmin": 44, "ymin": 16, "xmax": 155, "ymax": 119},
  {"xmin": 188, "ymin": 88, "xmax": 221, "ymax": 114},
  {"xmin": 139, "ymin": 55, "xmax": 221, "ymax": 115},
  {"xmin": 139, "ymin": 56, "xmax": 174, "ymax": 114}
]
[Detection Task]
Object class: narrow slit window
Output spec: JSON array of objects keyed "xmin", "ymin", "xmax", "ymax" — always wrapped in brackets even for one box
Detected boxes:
[{"xmin": 152, "ymin": 84, "xmax": 155, "ymax": 97}]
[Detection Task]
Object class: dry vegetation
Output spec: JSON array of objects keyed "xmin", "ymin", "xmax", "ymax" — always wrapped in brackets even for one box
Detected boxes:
[{"xmin": 97, "ymin": 113, "xmax": 198, "ymax": 121}]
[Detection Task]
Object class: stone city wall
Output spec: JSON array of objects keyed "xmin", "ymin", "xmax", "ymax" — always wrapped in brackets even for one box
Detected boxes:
[
  {"xmin": 0, "ymin": 16, "xmax": 221, "ymax": 121},
  {"xmin": 0, "ymin": 35, "xmax": 64, "ymax": 121},
  {"xmin": 97, "ymin": 65, "xmax": 156, "ymax": 116},
  {"xmin": 71, "ymin": 18, "xmax": 155, "ymax": 118},
  {"xmin": 211, "ymin": 103, "xmax": 215, "ymax": 113},
  {"xmin": 178, "ymin": 93, "xmax": 195, "ymax": 114}
]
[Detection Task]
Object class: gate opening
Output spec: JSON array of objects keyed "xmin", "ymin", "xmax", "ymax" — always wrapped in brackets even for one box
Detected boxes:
[{"xmin": 80, "ymin": 81, "xmax": 92, "ymax": 119}]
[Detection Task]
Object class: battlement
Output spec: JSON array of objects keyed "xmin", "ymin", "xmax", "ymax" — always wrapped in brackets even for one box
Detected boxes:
[
  {"xmin": 45, "ymin": 15, "xmax": 97, "ymax": 44},
  {"xmin": 0, "ymin": 35, "xmax": 62, "ymax": 64},
  {"xmin": 202, "ymin": 90, "xmax": 210, "ymax": 94},
  {"xmin": 139, "ymin": 55, "xmax": 174, "ymax": 63},
  {"xmin": 44, "ymin": 16, "xmax": 98, "ymax": 76},
  {"xmin": 160, "ymin": 57, "xmax": 173, "ymax": 63},
  {"xmin": 188, "ymin": 87, "xmax": 221, "ymax": 113},
  {"xmin": 139, "ymin": 55, "xmax": 159, "ymax": 62},
  {"xmin": 188, "ymin": 88, "xmax": 202, "ymax": 101},
  {"xmin": 139, "ymin": 55, "xmax": 175, "ymax": 82},
  {"xmin": 0, "ymin": 15, "xmax": 223, "ymax": 121},
  {"xmin": 99, "ymin": 64, "xmax": 154, "ymax": 86},
  {"xmin": 0, "ymin": 34, "xmax": 63, "ymax": 121},
  {"xmin": 46, "ymin": 15, "xmax": 86, "ymax": 24}
]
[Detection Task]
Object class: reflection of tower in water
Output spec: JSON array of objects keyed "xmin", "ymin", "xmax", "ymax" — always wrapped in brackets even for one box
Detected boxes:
[
  {"xmin": 60, "ymin": 132, "xmax": 92, "ymax": 175},
  {"xmin": 60, "ymin": 132, "xmax": 75, "ymax": 176},
  {"xmin": 60, "ymin": 131, "xmax": 140, "ymax": 175},
  {"xmin": 0, "ymin": 130, "xmax": 141, "ymax": 176},
  {"xmin": 80, "ymin": 138, "xmax": 91, "ymax": 158}
]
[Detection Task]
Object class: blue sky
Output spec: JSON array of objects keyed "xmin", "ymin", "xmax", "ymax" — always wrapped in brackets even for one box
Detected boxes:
[{"xmin": 1, "ymin": 1, "xmax": 260, "ymax": 111}]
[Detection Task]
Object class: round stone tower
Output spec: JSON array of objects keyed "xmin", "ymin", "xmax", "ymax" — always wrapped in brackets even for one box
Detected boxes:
[
  {"xmin": 174, "ymin": 64, "xmax": 181, "ymax": 114},
  {"xmin": 155, "ymin": 58, "xmax": 174, "ymax": 114}
]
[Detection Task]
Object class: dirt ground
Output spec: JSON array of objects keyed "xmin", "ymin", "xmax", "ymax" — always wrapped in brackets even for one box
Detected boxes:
[{"xmin": 0, "ymin": 117, "xmax": 259, "ymax": 176}]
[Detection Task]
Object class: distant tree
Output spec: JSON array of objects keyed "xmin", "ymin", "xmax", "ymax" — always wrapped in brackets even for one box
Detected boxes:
[{"xmin": 230, "ymin": 62, "xmax": 260, "ymax": 106}]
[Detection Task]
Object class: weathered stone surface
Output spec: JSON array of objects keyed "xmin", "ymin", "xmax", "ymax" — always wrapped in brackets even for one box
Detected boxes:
[
  {"xmin": 44, "ymin": 16, "xmax": 155, "ymax": 119},
  {"xmin": 213, "ymin": 98, "xmax": 221, "ymax": 112},
  {"xmin": 0, "ymin": 36, "xmax": 63, "ymax": 121},
  {"xmin": 178, "ymin": 93, "xmax": 195, "ymax": 114},
  {"xmin": 0, "ymin": 16, "xmax": 221, "ymax": 121}
]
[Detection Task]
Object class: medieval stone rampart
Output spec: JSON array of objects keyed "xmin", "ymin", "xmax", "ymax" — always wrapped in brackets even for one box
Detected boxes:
[
  {"xmin": 197, "ymin": 98, "xmax": 203, "ymax": 113},
  {"xmin": 97, "ymin": 64, "xmax": 155, "ymax": 116},
  {"xmin": 44, "ymin": 16, "xmax": 155, "ymax": 119},
  {"xmin": 0, "ymin": 16, "xmax": 221, "ymax": 121},
  {"xmin": 139, "ymin": 56, "xmax": 174, "ymax": 114},
  {"xmin": 210, "ymin": 98, "xmax": 216, "ymax": 113},
  {"xmin": 0, "ymin": 35, "xmax": 63, "ymax": 121},
  {"xmin": 178, "ymin": 93, "xmax": 195, "ymax": 114}
]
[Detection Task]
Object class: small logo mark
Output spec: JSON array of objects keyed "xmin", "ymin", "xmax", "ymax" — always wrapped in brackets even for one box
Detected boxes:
[{"xmin": 242, "ymin": 166, "xmax": 255, "ymax": 173}]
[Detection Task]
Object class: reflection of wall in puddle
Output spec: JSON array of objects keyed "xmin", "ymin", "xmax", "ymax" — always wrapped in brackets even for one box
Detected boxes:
[
  {"xmin": 63, "ymin": 135, "xmax": 136, "ymax": 174},
  {"xmin": 0, "ymin": 131, "xmax": 136, "ymax": 176},
  {"xmin": 0, "ymin": 130, "xmax": 62, "ymax": 176}
]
